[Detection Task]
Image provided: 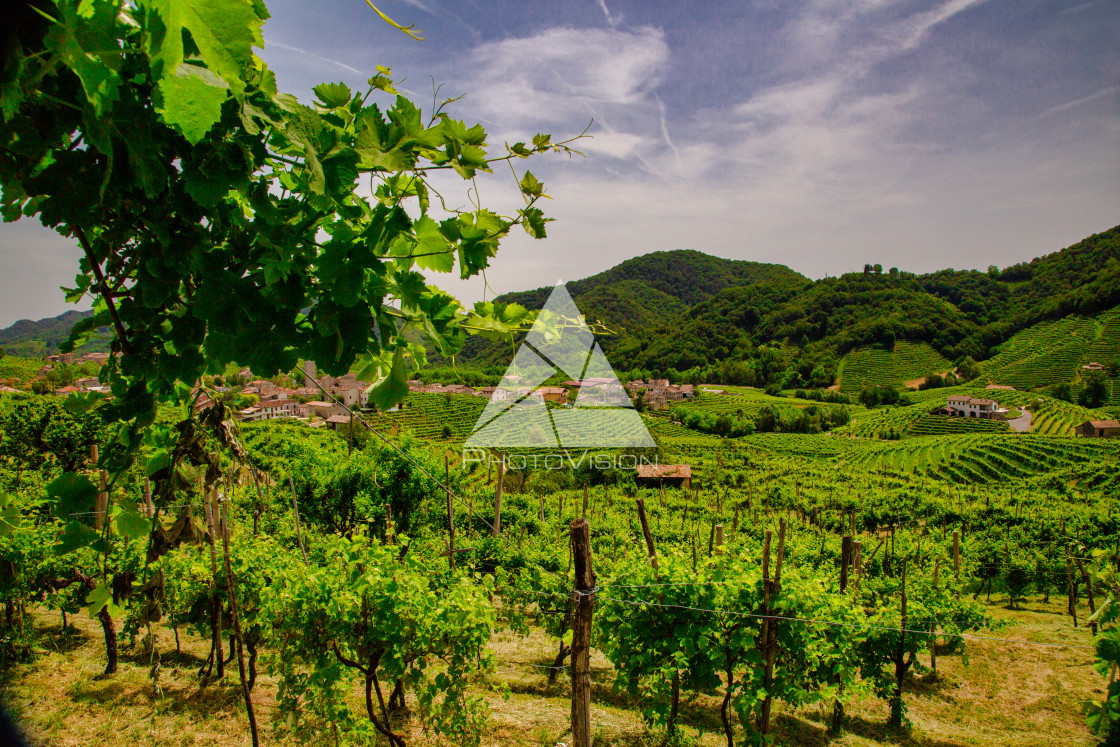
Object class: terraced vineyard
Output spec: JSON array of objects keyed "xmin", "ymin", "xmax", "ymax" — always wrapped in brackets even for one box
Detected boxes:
[
  {"xmin": 667, "ymin": 389, "xmax": 847, "ymax": 419},
  {"xmin": 368, "ymin": 391, "xmax": 488, "ymax": 441},
  {"xmin": 832, "ymin": 400, "xmax": 930, "ymax": 438},
  {"xmin": 0, "ymin": 355, "xmax": 45, "ymax": 384},
  {"xmin": 837, "ymin": 341, "xmax": 952, "ymax": 393},
  {"xmin": 905, "ymin": 413, "xmax": 1009, "ymax": 436},
  {"xmin": 980, "ymin": 315, "xmax": 1096, "ymax": 390}
]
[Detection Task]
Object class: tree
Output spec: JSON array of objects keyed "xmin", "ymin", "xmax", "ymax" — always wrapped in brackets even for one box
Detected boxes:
[
  {"xmin": 1079, "ymin": 371, "xmax": 1109, "ymax": 408},
  {"xmin": 0, "ymin": 0, "xmax": 577, "ymax": 435}
]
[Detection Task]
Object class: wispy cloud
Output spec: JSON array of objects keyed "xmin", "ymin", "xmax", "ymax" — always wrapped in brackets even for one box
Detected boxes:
[
  {"xmin": 264, "ymin": 39, "xmax": 363, "ymax": 75},
  {"xmin": 1036, "ymin": 85, "xmax": 1119, "ymax": 119},
  {"xmin": 595, "ymin": 0, "xmax": 621, "ymax": 28},
  {"xmin": 465, "ymin": 26, "xmax": 669, "ymax": 126}
]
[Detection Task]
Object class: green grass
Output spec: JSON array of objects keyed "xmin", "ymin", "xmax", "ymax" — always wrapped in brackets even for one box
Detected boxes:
[{"xmin": 838, "ymin": 342, "xmax": 952, "ymax": 394}]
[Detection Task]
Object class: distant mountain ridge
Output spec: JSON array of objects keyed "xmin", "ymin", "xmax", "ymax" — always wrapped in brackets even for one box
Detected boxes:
[{"xmin": 0, "ymin": 309, "xmax": 102, "ymax": 357}]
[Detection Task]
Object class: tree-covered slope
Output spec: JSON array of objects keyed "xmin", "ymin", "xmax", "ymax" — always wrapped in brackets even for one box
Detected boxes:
[
  {"xmin": 439, "ymin": 226, "xmax": 1120, "ymax": 395},
  {"xmin": 0, "ymin": 309, "xmax": 103, "ymax": 357}
]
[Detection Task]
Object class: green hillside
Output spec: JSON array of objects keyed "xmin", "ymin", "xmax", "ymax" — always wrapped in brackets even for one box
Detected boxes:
[
  {"xmin": 439, "ymin": 226, "xmax": 1120, "ymax": 396},
  {"xmin": 837, "ymin": 342, "xmax": 953, "ymax": 394},
  {"xmin": 0, "ymin": 309, "xmax": 105, "ymax": 357}
]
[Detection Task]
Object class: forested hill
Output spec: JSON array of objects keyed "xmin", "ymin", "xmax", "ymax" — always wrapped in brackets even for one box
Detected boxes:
[
  {"xmin": 446, "ymin": 225, "xmax": 1120, "ymax": 400},
  {"xmin": 0, "ymin": 309, "xmax": 102, "ymax": 357}
]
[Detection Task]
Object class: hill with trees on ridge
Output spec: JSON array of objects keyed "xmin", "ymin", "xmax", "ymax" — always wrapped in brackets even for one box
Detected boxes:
[
  {"xmin": 441, "ymin": 225, "xmax": 1120, "ymax": 400},
  {"xmin": 0, "ymin": 309, "xmax": 104, "ymax": 358}
]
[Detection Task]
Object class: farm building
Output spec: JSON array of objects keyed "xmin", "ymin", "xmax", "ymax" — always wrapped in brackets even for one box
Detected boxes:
[
  {"xmin": 325, "ymin": 414, "xmax": 352, "ymax": 431},
  {"xmin": 1074, "ymin": 420, "xmax": 1120, "ymax": 438},
  {"xmin": 538, "ymin": 386, "xmax": 569, "ymax": 404},
  {"xmin": 635, "ymin": 464, "xmax": 692, "ymax": 489},
  {"xmin": 945, "ymin": 395, "xmax": 1008, "ymax": 419}
]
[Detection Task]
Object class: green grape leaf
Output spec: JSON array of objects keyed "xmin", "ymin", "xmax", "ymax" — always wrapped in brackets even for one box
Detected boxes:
[
  {"xmin": 56, "ymin": 521, "xmax": 103, "ymax": 555},
  {"xmin": 413, "ymin": 216, "xmax": 454, "ymax": 273},
  {"xmin": 519, "ymin": 206, "xmax": 549, "ymax": 239},
  {"xmin": 153, "ymin": 64, "xmax": 230, "ymax": 144},
  {"xmin": 46, "ymin": 472, "xmax": 98, "ymax": 520},
  {"xmin": 147, "ymin": 0, "xmax": 264, "ymax": 140},
  {"xmin": 357, "ymin": 347, "xmax": 409, "ymax": 411},
  {"xmin": 44, "ymin": 0, "xmax": 124, "ymax": 117},
  {"xmin": 0, "ymin": 494, "xmax": 22, "ymax": 537},
  {"xmin": 313, "ymin": 81, "xmax": 352, "ymax": 109},
  {"xmin": 116, "ymin": 501, "xmax": 152, "ymax": 541},
  {"xmin": 86, "ymin": 579, "xmax": 124, "ymax": 619}
]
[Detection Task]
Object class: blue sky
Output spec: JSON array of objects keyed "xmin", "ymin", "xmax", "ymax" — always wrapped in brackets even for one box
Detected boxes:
[{"xmin": 1, "ymin": 0, "xmax": 1117, "ymax": 328}]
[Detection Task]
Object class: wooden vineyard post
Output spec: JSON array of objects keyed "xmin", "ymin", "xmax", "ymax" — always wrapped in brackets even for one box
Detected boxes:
[
  {"xmin": 953, "ymin": 530, "xmax": 960, "ymax": 599},
  {"xmin": 540, "ymin": 497, "xmax": 545, "ymax": 522},
  {"xmin": 636, "ymin": 498, "xmax": 658, "ymax": 571},
  {"xmin": 287, "ymin": 475, "xmax": 309, "ymax": 565},
  {"xmin": 840, "ymin": 535, "xmax": 853, "ymax": 592},
  {"xmin": 714, "ymin": 524, "xmax": 724, "ymax": 555},
  {"xmin": 220, "ymin": 500, "xmax": 259, "ymax": 747},
  {"xmin": 492, "ymin": 452, "xmax": 504, "ymax": 537},
  {"xmin": 203, "ymin": 487, "xmax": 225, "ymax": 680},
  {"xmin": 832, "ymin": 533, "xmax": 853, "ymax": 732},
  {"xmin": 446, "ymin": 455, "xmax": 456, "ymax": 571},
  {"xmin": 1065, "ymin": 545, "xmax": 1077, "ymax": 627},
  {"xmin": 931, "ymin": 560, "xmax": 940, "ymax": 673},
  {"xmin": 143, "ymin": 478, "xmax": 154, "ymax": 518},
  {"xmin": 582, "ymin": 484, "xmax": 589, "ymax": 519},
  {"xmin": 854, "ymin": 540, "xmax": 863, "ymax": 590},
  {"xmin": 757, "ymin": 519, "xmax": 786, "ymax": 736},
  {"xmin": 890, "ymin": 559, "xmax": 908, "ymax": 730},
  {"xmin": 95, "ymin": 469, "xmax": 108, "ymax": 532},
  {"xmin": 569, "ymin": 518, "xmax": 596, "ymax": 747},
  {"xmin": 1074, "ymin": 557, "xmax": 1097, "ymax": 635}
]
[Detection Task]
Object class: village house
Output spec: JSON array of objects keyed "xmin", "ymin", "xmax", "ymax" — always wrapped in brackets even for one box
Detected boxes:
[
  {"xmin": 624, "ymin": 378, "xmax": 692, "ymax": 411},
  {"xmin": 306, "ymin": 400, "xmax": 348, "ymax": 419},
  {"xmin": 538, "ymin": 386, "xmax": 568, "ymax": 404},
  {"xmin": 325, "ymin": 414, "xmax": 352, "ymax": 431},
  {"xmin": 1074, "ymin": 419, "xmax": 1120, "ymax": 438},
  {"xmin": 635, "ymin": 464, "xmax": 692, "ymax": 489},
  {"xmin": 944, "ymin": 395, "xmax": 1008, "ymax": 419},
  {"xmin": 1082, "ymin": 362, "xmax": 1105, "ymax": 372},
  {"xmin": 237, "ymin": 398, "xmax": 300, "ymax": 422}
]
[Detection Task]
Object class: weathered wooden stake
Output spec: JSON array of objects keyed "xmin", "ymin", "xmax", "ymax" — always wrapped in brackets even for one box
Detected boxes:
[
  {"xmin": 287, "ymin": 475, "xmax": 308, "ymax": 565},
  {"xmin": 492, "ymin": 453, "xmax": 504, "ymax": 537},
  {"xmin": 220, "ymin": 501, "xmax": 259, "ymax": 747},
  {"xmin": 445, "ymin": 455, "xmax": 456, "ymax": 571},
  {"xmin": 840, "ymin": 535, "xmax": 852, "ymax": 592},
  {"xmin": 636, "ymin": 498, "xmax": 658, "ymax": 571},
  {"xmin": 714, "ymin": 524, "xmax": 724, "ymax": 555},
  {"xmin": 569, "ymin": 519, "xmax": 595, "ymax": 747},
  {"xmin": 582, "ymin": 484, "xmax": 589, "ymax": 519},
  {"xmin": 203, "ymin": 488, "xmax": 225, "ymax": 679}
]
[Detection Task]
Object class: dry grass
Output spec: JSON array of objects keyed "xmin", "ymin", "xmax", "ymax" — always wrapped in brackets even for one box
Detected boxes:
[{"xmin": 0, "ymin": 595, "xmax": 1105, "ymax": 746}]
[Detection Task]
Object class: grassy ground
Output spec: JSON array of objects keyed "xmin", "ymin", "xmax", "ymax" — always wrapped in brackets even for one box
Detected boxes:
[{"xmin": 0, "ymin": 594, "xmax": 1104, "ymax": 747}]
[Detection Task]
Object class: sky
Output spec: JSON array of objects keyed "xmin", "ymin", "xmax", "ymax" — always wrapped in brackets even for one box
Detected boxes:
[{"xmin": 1, "ymin": 0, "xmax": 1118, "ymax": 328}]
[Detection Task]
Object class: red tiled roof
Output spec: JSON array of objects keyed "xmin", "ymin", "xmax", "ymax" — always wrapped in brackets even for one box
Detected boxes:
[{"xmin": 1087, "ymin": 420, "xmax": 1120, "ymax": 429}]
